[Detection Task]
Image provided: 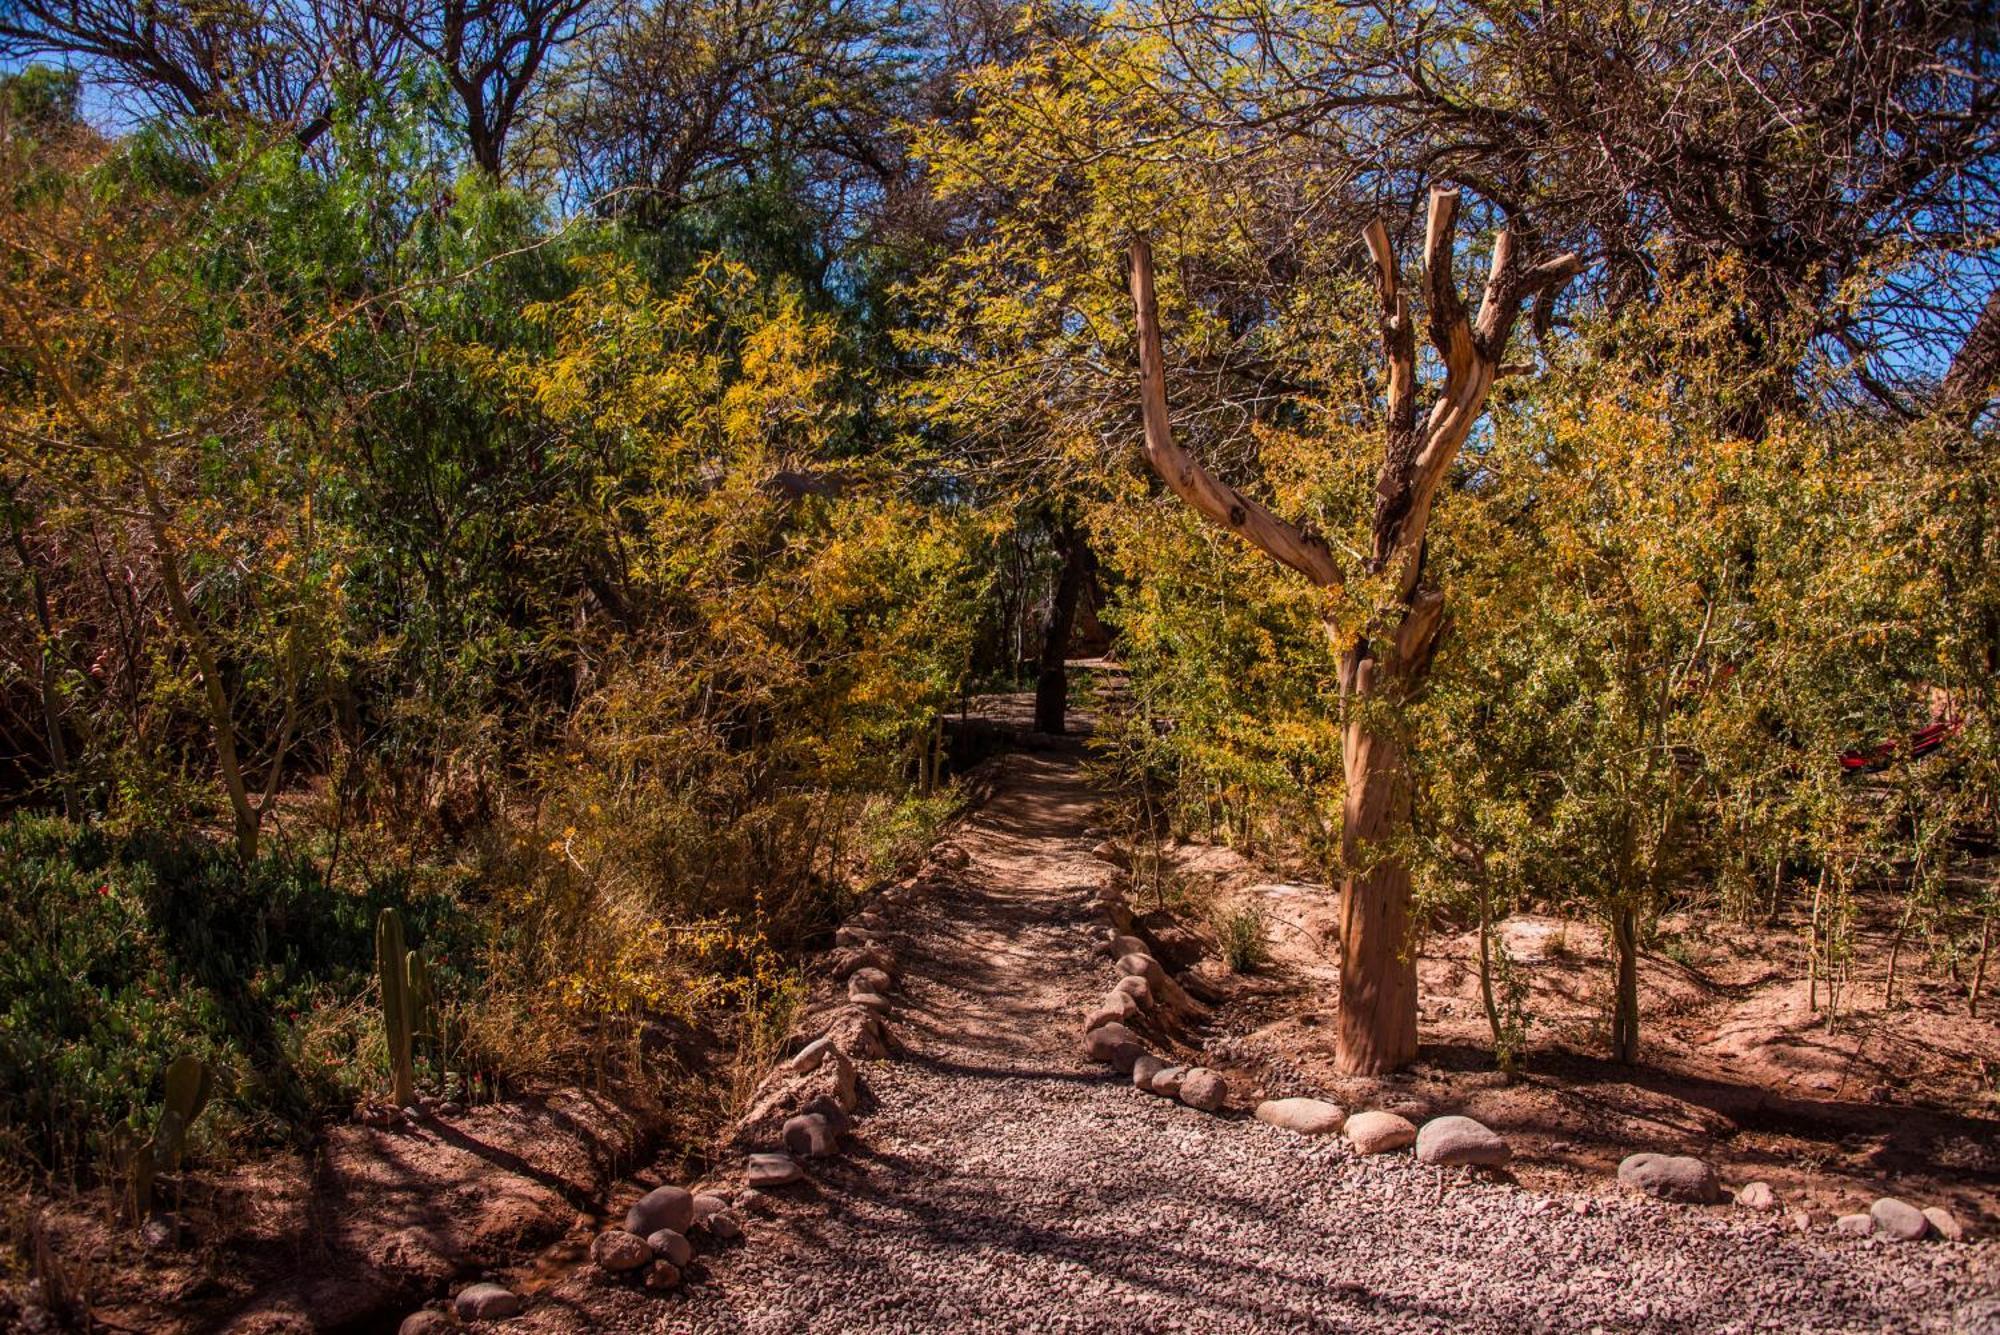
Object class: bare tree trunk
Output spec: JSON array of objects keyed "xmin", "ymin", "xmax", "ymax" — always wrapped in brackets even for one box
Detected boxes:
[
  {"xmin": 1886, "ymin": 897, "xmax": 1915, "ymax": 1009},
  {"xmin": 1335, "ymin": 682, "xmax": 1420, "ymax": 1072},
  {"xmin": 1610, "ymin": 902, "xmax": 1641, "ymax": 1063},
  {"xmin": 1034, "ymin": 521, "xmax": 1094, "ymax": 735},
  {"xmin": 1472, "ymin": 847, "xmax": 1508, "ymax": 1070},
  {"xmin": 1329, "ymin": 599, "xmax": 1443, "ymax": 1074},
  {"xmin": 1127, "ymin": 192, "xmax": 1576, "ymax": 1076}
]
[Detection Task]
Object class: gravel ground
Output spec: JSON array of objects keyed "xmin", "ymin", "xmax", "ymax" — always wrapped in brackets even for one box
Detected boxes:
[{"xmin": 515, "ymin": 750, "xmax": 2000, "ymax": 1335}]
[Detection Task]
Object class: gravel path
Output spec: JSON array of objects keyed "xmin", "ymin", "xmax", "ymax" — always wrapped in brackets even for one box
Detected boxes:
[{"xmin": 518, "ymin": 750, "xmax": 2000, "ymax": 1334}]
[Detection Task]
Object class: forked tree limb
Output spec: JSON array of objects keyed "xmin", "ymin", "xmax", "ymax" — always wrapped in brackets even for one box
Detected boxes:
[
  {"xmin": 1375, "ymin": 188, "xmax": 1578, "ymax": 598},
  {"xmin": 1128, "ymin": 237, "xmax": 1343, "ymax": 588},
  {"xmin": 1128, "ymin": 190, "xmax": 1576, "ymax": 605}
]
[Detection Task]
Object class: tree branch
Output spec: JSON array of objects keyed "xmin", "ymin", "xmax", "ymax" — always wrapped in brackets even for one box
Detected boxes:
[{"xmin": 1128, "ymin": 237, "xmax": 1343, "ymax": 588}]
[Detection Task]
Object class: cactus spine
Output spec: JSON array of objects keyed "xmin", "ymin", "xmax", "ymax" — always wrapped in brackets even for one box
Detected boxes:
[{"xmin": 376, "ymin": 907, "xmax": 416, "ymax": 1107}]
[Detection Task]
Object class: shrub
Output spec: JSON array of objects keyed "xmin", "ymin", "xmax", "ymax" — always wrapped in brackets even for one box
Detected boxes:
[
  {"xmin": 1213, "ymin": 900, "xmax": 1271, "ymax": 973},
  {"xmin": 0, "ymin": 815, "xmax": 482, "ymax": 1183}
]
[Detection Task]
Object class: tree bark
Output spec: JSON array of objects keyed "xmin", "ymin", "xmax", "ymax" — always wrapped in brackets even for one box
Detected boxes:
[
  {"xmin": 1034, "ymin": 521, "xmax": 1094, "ymax": 735},
  {"xmin": 1335, "ymin": 661, "xmax": 1421, "ymax": 1072}
]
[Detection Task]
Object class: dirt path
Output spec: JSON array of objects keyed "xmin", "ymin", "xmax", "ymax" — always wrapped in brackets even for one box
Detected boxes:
[{"xmin": 515, "ymin": 749, "xmax": 1998, "ymax": 1334}]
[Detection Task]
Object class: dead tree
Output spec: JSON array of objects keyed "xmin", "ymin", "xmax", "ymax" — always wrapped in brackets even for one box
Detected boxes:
[{"xmin": 1129, "ymin": 187, "xmax": 1577, "ymax": 1074}]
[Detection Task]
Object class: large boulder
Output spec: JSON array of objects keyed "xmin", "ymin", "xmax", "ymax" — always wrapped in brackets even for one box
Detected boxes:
[
  {"xmin": 1343, "ymin": 1110, "xmax": 1417, "ymax": 1155},
  {"xmin": 1116, "ymin": 952, "xmax": 1169, "ymax": 991},
  {"xmin": 849, "ymin": 989, "xmax": 892, "ymax": 1015},
  {"xmin": 1617, "ymin": 1152, "xmax": 1722, "ymax": 1204},
  {"xmin": 1414, "ymin": 1116, "xmax": 1511, "ymax": 1168},
  {"xmin": 1923, "ymin": 1206, "xmax": 1965, "ymax": 1242},
  {"xmin": 825, "ymin": 1005, "xmax": 891, "ymax": 1061},
  {"xmin": 1113, "ymin": 975, "xmax": 1155, "ymax": 1008},
  {"xmin": 797, "ymin": 1093, "xmax": 852, "ymax": 1135},
  {"xmin": 789, "ymin": 1036, "xmax": 846, "ymax": 1078},
  {"xmin": 1178, "ymin": 1068, "xmax": 1226, "ymax": 1112},
  {"xmin": 1870, "ymin": 1197, "xmax": 1931, "ymax": 1241},
  {"xmin": 1084, "ymin": 990, "xmax": 1140, "ymax": 1033},
  {"xmin": 692, "ymin": 1194, "xmax": 742, "ymax": 1240},
  {"xmin": 848, "ymin": 966, "xmax": 893, "ymax": 997},
  {"xmin": 1254, "ymin": 1098, "xmax": 1346, "ymax": 1136},
  {"xmin": 1097, "ymin": 890, "xmax": 1135, "ymax": 933},
  {"xmin": 1735, "ymin": 1181, "xmax": 1778, "ymax": 1211},
  {"xmin": 1115, "ymin": 952, "xmax": 1202, "ymax": 1017},
  {"xmin": 624, "ymin": 1185, "xmax": 694, "ymax": 1237},
  {"xmin": 828, "ymin": 945, "xmax": 896, "ymax": 981},
  {"xmin": 645, "ymin": 1229, "xmax": 693, "ymax": 1267}
]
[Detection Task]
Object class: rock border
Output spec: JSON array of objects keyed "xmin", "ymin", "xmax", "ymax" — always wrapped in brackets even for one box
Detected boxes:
[
  {"xmin": 401, "ymin": 843, "xmax": 961, "ymax": 1330},
  {"xmin": 1075, "ymin": 838, "xmax": 1975, "ymax": 1246}
]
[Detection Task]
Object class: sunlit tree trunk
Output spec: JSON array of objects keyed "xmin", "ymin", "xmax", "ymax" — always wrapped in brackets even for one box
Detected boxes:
[{"xmin": 1130, "ymin": 190, "xmax": 1577, "ymax": 1074}]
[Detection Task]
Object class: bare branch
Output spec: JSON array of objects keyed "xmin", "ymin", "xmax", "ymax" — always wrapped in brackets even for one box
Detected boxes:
[{"xmin": 1128, "ymin": 237, "xmax": 1343, "ymax": 588}]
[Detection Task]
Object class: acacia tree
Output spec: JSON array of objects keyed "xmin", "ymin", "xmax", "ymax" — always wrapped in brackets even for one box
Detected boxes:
[{"xmin": 1128, "ymin": 189, "xmax": 1576, "ymax": 1073}]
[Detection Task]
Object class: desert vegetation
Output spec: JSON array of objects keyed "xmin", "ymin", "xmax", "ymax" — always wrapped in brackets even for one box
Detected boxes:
[{"xmin": 0, "ymin": 0, "xmax": 1997, "ymax": 1325}]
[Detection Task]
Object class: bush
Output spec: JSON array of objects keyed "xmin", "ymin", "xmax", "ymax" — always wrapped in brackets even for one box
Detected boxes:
[
  {"xmin": 0, "ymin": 815, "xmax": 483, "ymax": 1183},
  {"xmin": 1212, "ymin": 900, "xmax": 1271, "ymax": 973},
  {"xmin": 858, "ymin": 787, "xmax": 960, "ymax": 881}
]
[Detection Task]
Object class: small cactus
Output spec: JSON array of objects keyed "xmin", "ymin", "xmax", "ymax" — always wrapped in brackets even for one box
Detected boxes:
[
  {"xmin": 405, "ymin": 950, "xmax": 433, "ymax": 1047},
  {"xmin": 376, "ymin": 907, "xmax": 426, "ymax": 1103},
  {"xmin": 161, "ymin": 1054, "xmax": 212, "ymax": 1147},
  {"xmin": 116, "ymin": 1055, "xmax": 212, "ymax": 1221}
]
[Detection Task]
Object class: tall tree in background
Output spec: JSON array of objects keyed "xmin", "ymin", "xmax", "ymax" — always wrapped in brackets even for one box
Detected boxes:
[
  {"xmin": 1033, "ymin": 511, "xmax": 1095, "ymax": 735},
  {"xmin": 1129, "ymin": 189, "xmax": 1577, "ymax": 1074},
  {"xmin": 0, "ymin": 0, "xmax": 403, "ymax": 143},
  {"xmin": 1110, "ymin": 0, "xmax": 2000, "ymax": 428},
  {"xmin": 0, "ymin": 0, "xmax": 597, "ymax": 172}
]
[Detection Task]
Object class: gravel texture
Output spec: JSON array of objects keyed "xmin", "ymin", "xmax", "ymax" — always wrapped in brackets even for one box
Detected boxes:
[{"xmin": 517, "ymin": 750, "xmax": 2000, "ymax": 1334}]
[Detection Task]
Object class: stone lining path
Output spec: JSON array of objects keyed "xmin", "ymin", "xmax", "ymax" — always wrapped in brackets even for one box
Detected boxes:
[{"xmin": 512, "ymin": 749, "xmax": 1999, "ymax": 1334}]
